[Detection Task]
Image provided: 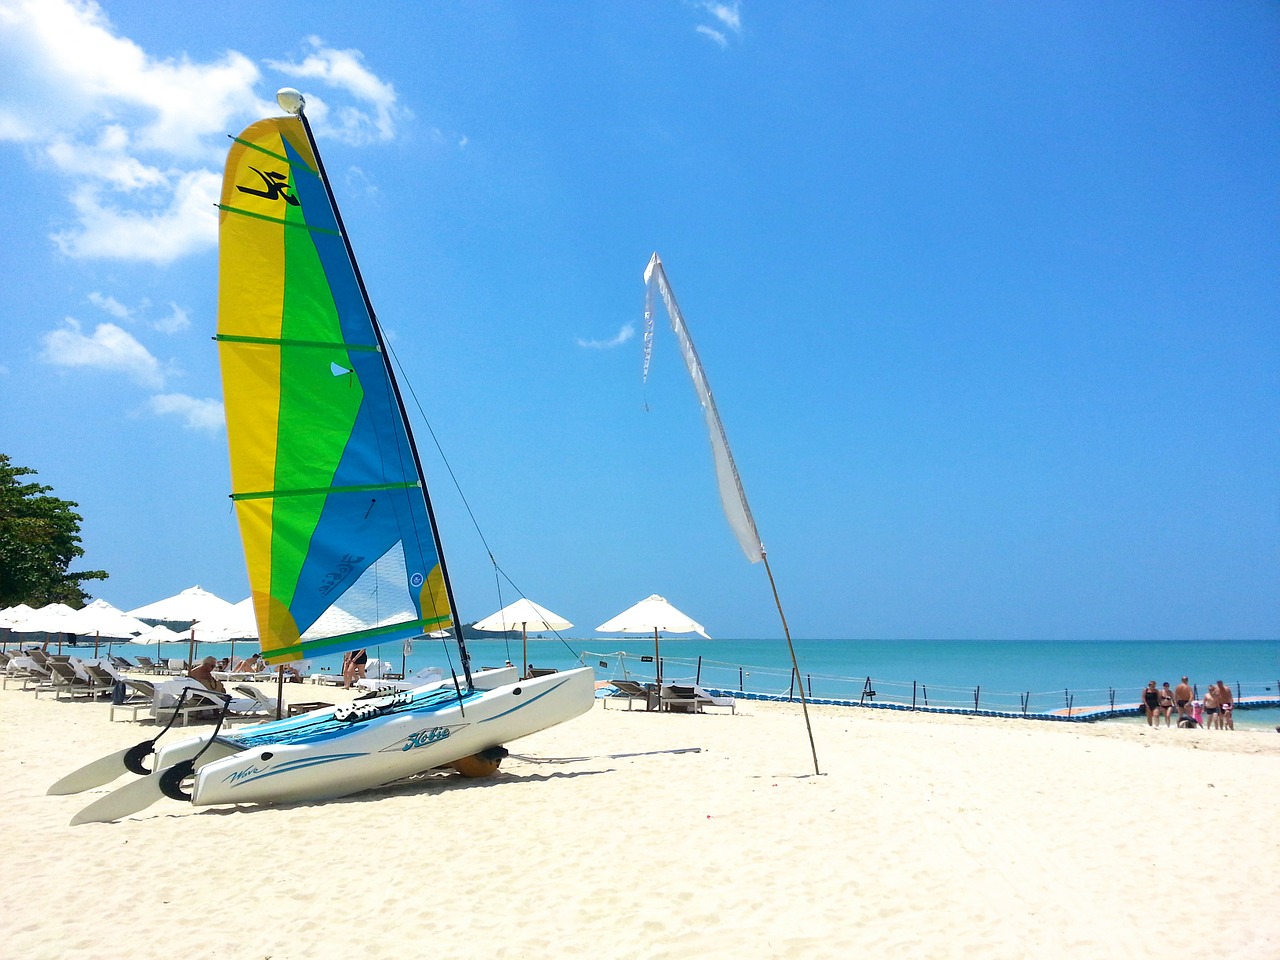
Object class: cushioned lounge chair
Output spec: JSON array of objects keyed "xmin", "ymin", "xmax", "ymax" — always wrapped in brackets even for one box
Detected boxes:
[
  {"xmin": 602, "ymin": 679, "xmax": 655, "ymax": 710},
  {"xmin": 660, "ymin": 684, "xmax": 736, "ymax": 715}
]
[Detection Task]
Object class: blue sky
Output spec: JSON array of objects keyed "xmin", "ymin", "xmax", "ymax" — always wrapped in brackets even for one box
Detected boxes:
[{"xmin": 1, "ymin": 1, "xmax": 1276, "ymax": 640}]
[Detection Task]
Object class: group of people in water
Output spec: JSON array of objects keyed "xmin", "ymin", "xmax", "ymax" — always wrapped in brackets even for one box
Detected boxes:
[{"xmin": 1141, "ymin": 677, "xmax": 1234, "ymax": 730}]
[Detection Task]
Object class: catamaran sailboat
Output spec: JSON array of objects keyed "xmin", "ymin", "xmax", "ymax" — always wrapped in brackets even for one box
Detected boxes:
[{"xmin": 52, "ymin": 90, "xmax": 595, "ymax": 823}]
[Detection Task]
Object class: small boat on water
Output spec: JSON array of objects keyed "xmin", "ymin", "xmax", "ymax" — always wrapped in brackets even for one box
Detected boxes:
[{"xmin": 53, "ymin": 89, "xmax": 594, "ymax": 823}]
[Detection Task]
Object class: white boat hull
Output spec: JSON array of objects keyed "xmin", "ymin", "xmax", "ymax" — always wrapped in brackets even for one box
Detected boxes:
[{"xmin": 156, "ymin": 667, "xmax": 594, "ymax": 808}]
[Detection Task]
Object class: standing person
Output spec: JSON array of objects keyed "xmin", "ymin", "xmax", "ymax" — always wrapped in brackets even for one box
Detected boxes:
[
  {"xmin": 1157, "ymin": 682, "xmax": 1175, "ymax": 726},
  {"xmin": 1175, "ymin": 676, "xmax": 1193, "ymax": 721},
  {"xmin": 1141, "ymin": 681, "xmax": 1160, "ymax": 727},
  {"xmin": 1216, "ymin": 680, "xmax": 1234, "ymax": 731},
  {"xmin": 1202, "ymin": 683, "xmax": 1220, "ymax": 730},
  {"xmin": 343, "ymin": 648, "xmax": 368, "ymax": 689}
]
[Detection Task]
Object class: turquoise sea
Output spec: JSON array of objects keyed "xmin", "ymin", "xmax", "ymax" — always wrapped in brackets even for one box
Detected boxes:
[{"xmin": 87, "ymin": 634, "xmax": 1279, "ymax": 724}]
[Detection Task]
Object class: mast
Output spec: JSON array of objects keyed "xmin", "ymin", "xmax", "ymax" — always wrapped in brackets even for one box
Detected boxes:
[{"xmin": 288, "ymin": 94, "xmax": 473, "ymax": 689}]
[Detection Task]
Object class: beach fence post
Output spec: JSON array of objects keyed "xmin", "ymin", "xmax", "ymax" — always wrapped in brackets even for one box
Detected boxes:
[
  {"xmin": 860, "ymin": 677, "xmax": 875, "ymax": 705},
  {"xmin": 788, "ymin": 670, "xmax": 796, "ymax": 702},
  {"xmin": 738, "ymin": 667, "xmax": 743, "ymax": 692},
  {"xmin": 1020, "ymin": 692, "xmax": 1029, "ymax": 716},
  {"xmin": 1066, "ymin": 692, "xmax": 1074, "ymax": 718},
  {"xmin": 973, "ymin": 686, "xmax": 980, "ymax": 714},
  {"xmin": 695, "ymin": 656, "xmax": 702, "ymax": 685},
  {"xmin": 912, "ymin": 680, "xmax": 917, "ymax": 711},
  {"xmin": 1108, "ymin": 688, "xmax": 1115, "ymax": 710},
  {"xmin": 922, "ymin": 684, "xmax": 929, "ymax": 707},
  {"xmin": 807, "ymin": 674, "xmax": 812, "ymax": 699}
]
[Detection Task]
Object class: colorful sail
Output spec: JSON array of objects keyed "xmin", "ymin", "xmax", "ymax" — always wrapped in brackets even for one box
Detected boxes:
[
  {"xmin": 216, "ymin": 114, "xmax": 452, "ymax": 663},
  {"xmin": 643, "ymin": 252, "xmax": 764, "ymax": 563}
]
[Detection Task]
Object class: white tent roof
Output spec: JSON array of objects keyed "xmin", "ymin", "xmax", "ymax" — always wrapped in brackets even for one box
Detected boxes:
[
  {"xmin": 595, "ymin": 594, "xmax": 710, "ymax": 638},
  {"xmin": 473, "ymin": 598, "xmax": 572, "ymax": 633},
  {"xmin": 128, "ymin": 586, "xmax": 236, "ymax": 626}
]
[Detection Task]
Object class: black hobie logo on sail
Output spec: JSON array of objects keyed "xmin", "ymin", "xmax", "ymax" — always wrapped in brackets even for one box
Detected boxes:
[
  {"xmin": 237, "ymin": 166, "xmax": 299, "ymax": 205},
  {"xmin": 319, "ymin": 553, "xmax": 364, "ymax": 595}
]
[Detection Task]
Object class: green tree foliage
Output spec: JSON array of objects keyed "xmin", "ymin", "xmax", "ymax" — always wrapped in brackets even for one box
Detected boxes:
[{"xmin": 0, "ymin": 454, "xmax": 108, "ymax": 607}]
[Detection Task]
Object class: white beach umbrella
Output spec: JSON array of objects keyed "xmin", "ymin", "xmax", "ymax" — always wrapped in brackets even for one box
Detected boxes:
[
  {"xmin": 67, "ymin": 599, "xmax": 150, "ymax": 655},
  {"xmin": 596, "ymin": 594, "xmax": 709, "ymax": 698},
  {"xmin": 11, "ymin": 603, "xmax": 81, "ymax": 653},
  {"xmin": 0, "ymin": 602, "xmax": 39, "ymax": 649},
  {"xmin": 474, "ymin": 598, "xmax": 572, "ymax": 679},
  {"xmin": 198, "ymin": 598, "xmax": 260, "ymax": 666},
  {"xmin": 127, "ymin": 586, "xmax": 236, "ymax": 628},
  {"xmin": 0, "ymin": 603, "xmax": 37, "ymax": 628}
]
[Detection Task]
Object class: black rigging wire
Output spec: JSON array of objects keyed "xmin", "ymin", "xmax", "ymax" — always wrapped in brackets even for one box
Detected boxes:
[{"xmin": 384, "ymin": 340, "xmax": 581, "ymax": 661}]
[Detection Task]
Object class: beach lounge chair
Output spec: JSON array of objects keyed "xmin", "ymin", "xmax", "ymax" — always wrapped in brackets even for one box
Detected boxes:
[
  {"xmin": 111, "ymin": 678, "xmax": 159, "ymax": 722},
  {"xmin": 37, "ymin": 659, "xmax": 101, "ymax": 700},
  {"xmin": 2, "ymin": 656, "xmax": 54, "ymax": 692},
  {"xmin": 660, "ymin": 684, "xmax": 736, "ymax": 715},
  {"xmin": 602, "ymin": 679, "xmax": 655, "ymax": 710},
  {"xmin": 232, "ymin": 684, "xmax": 279, "ymax": 716},
  {"xmin": 354, "ymin": 666, "xmax": 443, "ymax": 694},
  {"xmin": 133, "ymin": 656, "xmax": 159, "ymax": 674},
  {"xmin": 82, "ymin": 662, "xmax": 124, "ymax": 700}
]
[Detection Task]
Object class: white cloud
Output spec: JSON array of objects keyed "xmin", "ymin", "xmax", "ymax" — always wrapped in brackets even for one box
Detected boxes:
[
  {"xmin": 577, "ymin": 324, "xmax": 636, "ymax": 350},
  {"xmin": 52, "ymin": 168, "xmax": 220, "ymax": 263},
  {"xmin": 1, "ymin": 1, "xmax": 405, "ymax": 267},
  {"xmin": 153, "ymin": 302, "xmax": 190, "ymax": 334},
  {"xmin": 696, "ymin": 1, "xmax": 742, "ymax": 46},
  {"xmin": 147, "ymin": 393, "xmax": 224, "ymax": 432},
  {"xmin": 697, "ymin": 26, "xmax": 728, "ymax": 48},
  {"xmin": 704, "ymin": 1, "xmax": 742, "ymax": 32},
  {"xmin": 88, "ymin": 291, "xmax": 130, "ymax": 319},
  {"xmin": 41, "ymin": 317, "xmax": 165, "ymax": 388},
  {"xmin": 0, "ymin": 0, "xmax": 269, "ymax": 158},
  {"xmin": 267, "ymin": 36, "xmax": 407, "ymax": 144}
]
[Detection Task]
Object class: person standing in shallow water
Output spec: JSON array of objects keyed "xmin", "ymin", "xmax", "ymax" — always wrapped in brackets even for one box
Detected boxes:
[
  {"xmin": 1175, "ymin": 676, "xmax": 1193, "ymax": 721},
  {"xmin": 1202, "ymin": 683, "xmax": 1220, "ymax": 729},
  {"xmin": 1216, "ymin": 680, "xmax": 1234, "ymax": 731},
  {"xmin": 1141, "ymin": 681, "xmax": 1160, "ymax": 726},
  {"xmin": 1158, "ymin": 683, "xmax": 1175, "ymax": 726}
]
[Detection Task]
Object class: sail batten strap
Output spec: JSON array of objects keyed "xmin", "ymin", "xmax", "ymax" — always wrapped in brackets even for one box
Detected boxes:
[
  {"xmin": 216, "ymin": 203, "xmax": 340, "ymax": 235},
  {"xmin": 215, "ymin": 333, "xmax": 380, "ymax": 352},
  {"xmin": 228, "ymin": 135, "xmax": 320, "ymax": 175},
  {"xmin": 266, "ymin": 615, "xmax": 453, "ymax": 662},
  {"xmin": 231, "ymin": 481, "xmax": 419, "ymax": 502}
]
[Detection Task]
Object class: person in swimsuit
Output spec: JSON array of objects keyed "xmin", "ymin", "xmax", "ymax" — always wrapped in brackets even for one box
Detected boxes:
[
  {"xmin": 1158, "ymin": 682, "xmax": 1175, "ymax": 726},
  {"xmin": 1141, "ymin": 681, "xmax": 1160, "ymax": 726},
  {"xmin": 1202, "ymin": 684, "xmax": 1219, "ymax": 729},
  {"xmin": 1215, "ymin": 680, "xmax": 1234, "ymax": 731},
  {"xmin": 343, "ymin": 648, "xmax": 368, "ymax": 688},
  {"xmin": 1174, "ymin": 676, "xmax": 1193, "ymax": 720}
]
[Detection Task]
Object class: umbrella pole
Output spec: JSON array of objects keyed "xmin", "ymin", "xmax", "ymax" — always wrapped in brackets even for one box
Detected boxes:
[
  {"xmin": 652, "ymin": 627, "xmax": 661, "ymax": 711},
  {"xmin": 94, "ymin": 631, "xmax": 100, "ymax": 658},
  {"xmin": 522, "ymin": 624, "xmax": 528, "ymax": 680}
]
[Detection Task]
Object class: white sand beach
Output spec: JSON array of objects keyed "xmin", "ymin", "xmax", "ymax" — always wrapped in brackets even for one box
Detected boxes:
[{"xmin": 1, "ymin": 680, "xmax": 1277, "ymax": 959}]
